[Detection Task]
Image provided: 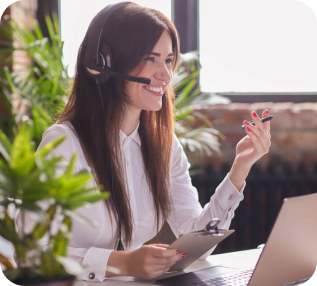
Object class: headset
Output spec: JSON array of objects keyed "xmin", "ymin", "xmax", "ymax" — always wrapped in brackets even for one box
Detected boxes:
[{"xmin": 83, "ymin": 1, "xmax": 151, "ymax": 85}]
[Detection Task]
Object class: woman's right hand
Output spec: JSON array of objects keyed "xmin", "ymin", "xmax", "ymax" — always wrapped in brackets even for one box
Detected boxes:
[{"xmin": 106, "ymin": 244, "xmax": 185, "ymax": 279}]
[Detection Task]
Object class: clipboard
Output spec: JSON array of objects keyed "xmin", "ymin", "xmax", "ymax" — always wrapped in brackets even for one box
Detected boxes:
[{"xmin": 167, "ymin": 219, "xmax": 235, "ymax": 271}]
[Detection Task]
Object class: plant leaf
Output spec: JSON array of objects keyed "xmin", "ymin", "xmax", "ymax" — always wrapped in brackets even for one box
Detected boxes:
[
  {"xmin": 0, "ymin": 252, "xmax": 14, "ymax": 269},
  {"xmin": 56, "ymin": 256, "xmax": 83, "ymax": 276},
  {"xmin": 0, "ymin": 128, "xmax": 11, "ymax": 162}
]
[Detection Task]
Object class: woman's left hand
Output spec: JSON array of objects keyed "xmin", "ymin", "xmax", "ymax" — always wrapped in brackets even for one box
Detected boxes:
[
  {"xmin": 229, "ymin": 109, "xmax": 271, "ymax": 190},
  {"xmin": 236, "ymin": 109, "xmax": 271, "ymax": 168}
]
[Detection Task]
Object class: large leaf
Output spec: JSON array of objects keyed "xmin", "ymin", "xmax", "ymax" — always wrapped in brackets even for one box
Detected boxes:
[
  {"xmin": 0, "ymin": 251, "xmax": 14, "ymax": 269},
  {"xmin": 0, "ymin": 128, "xmax": 12, "ymax": 162},
  {"xmin": 56, "ymin": 256, "xmax": 83, "ymax": 276},
  {"xmin": 36, "ymin": 136, "xmax": 65, "ymax": 159},
  {"xmin": 52, "ymin": 217, "xmax": 71, "ymax": 257},
  {"xmin": 64, "ymin": 210, "xmax": 99, "ymax": 228},
  {"xmin": 67, "ymin": 193, "xmax": 110, "ymax": 210},
  {"xmin": 10, "ymin": 123, "xmax": 35, "ymax": 177},
  {"xmin": 40, "ymin": 251, "xmax": 56, "ymax": 278}
]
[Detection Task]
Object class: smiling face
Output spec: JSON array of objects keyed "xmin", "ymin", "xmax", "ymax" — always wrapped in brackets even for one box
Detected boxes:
[{"xmin": 124, "ymin": 30, "xmax": 174, "ymax": 116}]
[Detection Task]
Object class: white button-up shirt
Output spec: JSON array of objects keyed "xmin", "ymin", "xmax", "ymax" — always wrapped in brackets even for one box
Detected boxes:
[{"xmin": 17, "ymin": 123, "xmax": 244, "ymax": 281}]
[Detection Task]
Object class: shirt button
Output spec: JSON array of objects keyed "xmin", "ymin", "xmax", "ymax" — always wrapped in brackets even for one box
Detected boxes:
[{"xmin": 88, "ymin": 272, "xmax": 95, "ymax": 280}]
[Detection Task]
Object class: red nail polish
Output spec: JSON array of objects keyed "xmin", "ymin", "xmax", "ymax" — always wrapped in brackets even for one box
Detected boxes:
[
  {"xmin": 252, "ymin": 111, "xmax": 258, "ymax": 117},
  {"xmin": 246, "ymin": 127, "xmax": 251, "ymax": 132},
  {"xmin": 182, "ymin": 253, "xmax": 186, "ymax": 258},
  {"xmin": 176, "ymin": 249, "xmax": 179, "ymax": 254},
  {"xmin": 265, "ymin": 110, "xmax": 269, "ymax": 115},
  {"xmin": 243, "ymin": 120, "xmax": 249, "ymax": 125}
]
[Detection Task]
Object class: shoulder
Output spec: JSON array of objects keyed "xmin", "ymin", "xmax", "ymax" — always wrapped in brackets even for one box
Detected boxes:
[
  {"xmin": 171, "ymin": 132, "xmax": 184, "ymax": 153},
  {"xmin": 43, "ymin": 123, "xmax": 74, "ymax": 137},
  {"xmin": 37, "ymin": 123, "xmax": 79, "ymax": 155},
  {"xmin": 171, "ymin": 132, "xmax": 188, "ymax": 163}
]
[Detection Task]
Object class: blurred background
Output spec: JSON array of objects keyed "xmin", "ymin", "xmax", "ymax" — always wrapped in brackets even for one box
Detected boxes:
[{"xmin": 1, "ymin": 0, "xmax": 317, "ymax": 259}]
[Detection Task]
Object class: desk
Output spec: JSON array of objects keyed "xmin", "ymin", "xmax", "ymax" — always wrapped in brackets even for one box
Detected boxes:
[{"xmin": 74, "ymin": 248, "xmax": 263, "ymax": 286}]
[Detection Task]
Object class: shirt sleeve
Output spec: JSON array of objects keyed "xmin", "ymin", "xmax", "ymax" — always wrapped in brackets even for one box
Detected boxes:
[
  {"xmin": 167, "ymin": 134, "xmax": 244, "ymax": 257},
  {"xmin": 15, "ymin": 125, "xmax": 112, "ymax": 282}
]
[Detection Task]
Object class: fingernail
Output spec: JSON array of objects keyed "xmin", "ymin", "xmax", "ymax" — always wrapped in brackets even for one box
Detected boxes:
[
  {"xmin": 243, "ymin": 120, "xmax": 249, "ymax": 125},
  {"xmin": 182, "ymin": 253, "xmax": 186, "ymax": 259},
  {"xmin": 176, "ymin": 249, "xmax": 179, "ymax": 254},
  {"xmin": 265, "ymin": 110, "xmax": 269, "ymax": 116},
  {"xmin": 175, "ymin": 260, "xmax": 178, "ymax": 264},
  {"xmin": 252, "ymin": 111, "xmax": 258, "ymax": 117},
  {"xmin": 246, "ymin": 127, "xmax": 251, "ymax": 132}
]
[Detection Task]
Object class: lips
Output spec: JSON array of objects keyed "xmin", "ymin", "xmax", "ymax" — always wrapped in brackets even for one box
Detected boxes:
[{"xmin": 144, "ymin": 85, "xmax": 164, "ymax": 95}]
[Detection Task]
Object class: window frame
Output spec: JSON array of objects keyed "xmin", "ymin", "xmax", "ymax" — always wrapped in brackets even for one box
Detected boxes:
[
  {"xmin": 171, "ymin": 0, "xmax": 317, "ymax": 103},
  {"xmin": 52, "ymin": 0, "xmax": 317, "ymax": 103}
]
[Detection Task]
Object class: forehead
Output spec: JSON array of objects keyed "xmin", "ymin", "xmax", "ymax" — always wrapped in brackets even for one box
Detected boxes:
[{"xmin": 152, "ymin": 30, "xmax": 173, "ymax": 54}]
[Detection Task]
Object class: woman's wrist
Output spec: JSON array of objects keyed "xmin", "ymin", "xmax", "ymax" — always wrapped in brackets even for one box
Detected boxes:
[
  {"xmin": 106, "ymin": 250, "xmax": 131, "ymax": 277},
  {"xmin": 228, "ymin": 160, "xmax": 251, "ymax": 191}
]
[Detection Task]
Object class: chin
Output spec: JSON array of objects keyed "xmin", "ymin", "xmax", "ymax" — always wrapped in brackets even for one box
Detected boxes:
[{"xmin": 142, "ymin": 105, "xmax": 162, "ymax": 112}]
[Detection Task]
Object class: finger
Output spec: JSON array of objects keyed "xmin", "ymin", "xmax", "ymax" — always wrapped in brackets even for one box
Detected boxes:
[
  {"xmin": 153, "ymin": 244, "xmax": 169, "ymax": 249},
  {"xmin": 152, "ymin": 253, "xmax": 184, "ymax": 266},
  {"xmin": 244, "ymin": 126, "xmax": 270, "ymax": 154},
  {"xmin": 151, "ymin": 245, "xmax": 180, "ymax": 258},
  {"xmin": 261, "ymin": 109, "xmax": 271, "ymax": 134},
  {"xmin": 244, "ymin": 112, "xmax": 271, "ymax": 149},
  {"xmin": 249, "ymin": 111, "xmax": 264, "ymax": 130}
]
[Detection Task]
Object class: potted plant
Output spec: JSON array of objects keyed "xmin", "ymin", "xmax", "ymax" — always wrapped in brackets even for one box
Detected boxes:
[
  {"xmin": 0, "ymin": 122, "xmax": 109, "ymax": 285},
  {"xmin": 0, "ymin": 14, "xmax": 69, "ymax": 146},
  {"xmin": 171, "ymin": 51, "xmax": 230, "ymax": 173}
]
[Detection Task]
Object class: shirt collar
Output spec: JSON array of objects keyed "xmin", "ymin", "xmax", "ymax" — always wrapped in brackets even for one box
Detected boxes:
[{"xmin": 119, "ymin": 122, "xmax": 141, "ymax": 146}]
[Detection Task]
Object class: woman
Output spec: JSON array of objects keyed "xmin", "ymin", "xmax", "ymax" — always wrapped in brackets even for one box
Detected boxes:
[{"xmin": 27, "ymin": 2, "xmax": 271, "ymax": 281}]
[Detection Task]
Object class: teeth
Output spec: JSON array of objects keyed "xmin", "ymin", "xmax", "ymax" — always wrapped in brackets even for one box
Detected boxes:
[{"xmin": 146, "ymin": 86, "xmax": 163, "ymax": 93}]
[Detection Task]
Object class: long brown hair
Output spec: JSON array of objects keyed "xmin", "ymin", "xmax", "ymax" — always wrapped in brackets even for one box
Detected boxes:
[{"xmin": 58, "ymin": 3, "xmax": 180, "ymax": 246}]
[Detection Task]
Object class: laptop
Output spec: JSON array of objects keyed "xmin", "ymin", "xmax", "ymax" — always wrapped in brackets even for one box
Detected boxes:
[{"xmin": 156, "ymin": 193, "xmax": 317, "ymax": 286}]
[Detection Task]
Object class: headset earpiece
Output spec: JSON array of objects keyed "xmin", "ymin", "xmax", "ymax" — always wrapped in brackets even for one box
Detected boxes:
[
  {"xmin": 100, "ymin": 44, "xmax": 113, "ymax": 70},
  {"xmin": 83, "ymin": 1, "xmax": 151, "ymax": 85},
  {"xmin": 86, "ymin": 44, "xmax": 113, "ymax": 84}
]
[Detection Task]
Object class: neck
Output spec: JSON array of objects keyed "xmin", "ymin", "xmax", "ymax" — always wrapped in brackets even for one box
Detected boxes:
[{"xmin": 121, "ymin": 106, "xmax": 141, "ymax": 136}]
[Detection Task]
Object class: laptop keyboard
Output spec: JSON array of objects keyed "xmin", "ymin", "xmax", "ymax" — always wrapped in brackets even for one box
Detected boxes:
[
  {"xmin": 193, "ymin": 269, "xmax": 253, "ymax": 286},
  {"xmin": 192, "ymin": 268, "xmax": 309, "ymax": 286}
]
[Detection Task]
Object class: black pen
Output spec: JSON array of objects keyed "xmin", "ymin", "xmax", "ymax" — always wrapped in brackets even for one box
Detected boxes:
[{"xmin": 241, "ymin": 115, "xmax": 274, "ymax": 129}]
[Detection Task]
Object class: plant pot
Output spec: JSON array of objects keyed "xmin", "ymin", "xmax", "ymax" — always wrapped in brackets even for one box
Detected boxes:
[{"xmin": 12, "ymin": 275, "xmax": 76, "ymax": 286}]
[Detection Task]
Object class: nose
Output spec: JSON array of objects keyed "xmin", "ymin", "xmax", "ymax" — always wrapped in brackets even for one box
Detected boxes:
[{"xmin": 154, "ymin": 62, "xmax": 173, "ymax": 84}]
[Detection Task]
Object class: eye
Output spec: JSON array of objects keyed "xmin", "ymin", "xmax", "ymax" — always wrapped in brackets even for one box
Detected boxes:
[
  {"xmin": 144, "ymin": 56, "xmax": 155, "ymax": 62},
  {"xmin": 165, "ymin": 58, "xmax": 174, "ymax": 64}
]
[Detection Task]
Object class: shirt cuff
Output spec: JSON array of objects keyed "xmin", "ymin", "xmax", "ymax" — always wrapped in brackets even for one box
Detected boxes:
[
  {"xmin": 214, "ymin": 173, "xmax": 245, "ymax": 210},
  {"xmin": 79, "ymin": 247, "xmax": 113, "ymax": 281}
]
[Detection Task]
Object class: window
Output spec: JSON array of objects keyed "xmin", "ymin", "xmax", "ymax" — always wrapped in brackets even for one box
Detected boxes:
[
  {"xmin": 199, "ymin": 0, "xmax": 317, "ymax": 93},
  {"xmin": 61, "ymin": 0, "xmax": 171, "ymax": 77}
]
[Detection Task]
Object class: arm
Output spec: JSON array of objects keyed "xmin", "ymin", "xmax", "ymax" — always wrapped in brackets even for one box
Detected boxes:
[
  {"xmin": 105, "ymin": 244, "xmax": 184, "ymax": 280},
  {"xmin": 167, "ymin": 109, "xmax": 271, "ymax": 243}
]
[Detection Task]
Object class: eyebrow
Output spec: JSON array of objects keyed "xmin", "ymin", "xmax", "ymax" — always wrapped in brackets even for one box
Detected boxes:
[{"xmin": 146, "ymin": 52, "xmax": 175, "ymax": 57}]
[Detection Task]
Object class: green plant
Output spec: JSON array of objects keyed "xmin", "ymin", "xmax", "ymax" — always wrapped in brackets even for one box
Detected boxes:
[
  {"xmin": 172, "ymin": 51, "xmax": 230, "ymax": 163},
  {"xmin": 0, "ymin": 14, "xmax": 69, "ymax": 145},
  {"xmin": 0, "ymin": 122, "xmax": 109, "ymax": 283}
]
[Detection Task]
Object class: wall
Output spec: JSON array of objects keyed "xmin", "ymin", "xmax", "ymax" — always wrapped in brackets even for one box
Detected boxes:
[{"xmin": 201, "ymin": 102, "xmax": 317, "ymax": 171}]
